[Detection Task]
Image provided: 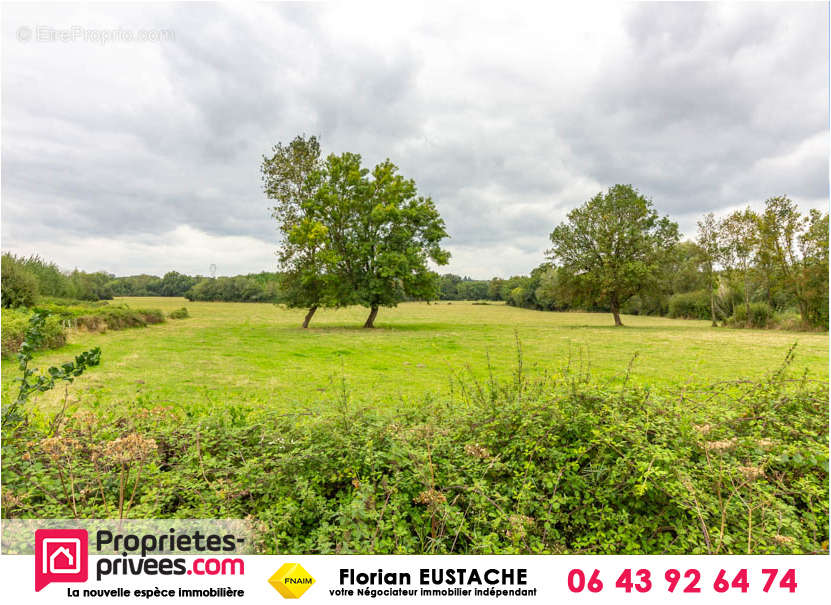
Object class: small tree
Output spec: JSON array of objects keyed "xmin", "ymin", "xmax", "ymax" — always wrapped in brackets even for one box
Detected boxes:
[
  {"xmin": 759, "ymin": 196, "xmax": 803, "ymax": 317},
  {"xmin": 696, "ymin": 212, "xmax": 721, "ymax": 326},
  {"xmin": 719, "ymin": 207, "xmax": 759, "ymax": 325},
  {"xmin": 759, "ymin": 196, "xmax": 829, "ymax": 326},
  {"xmin": 547, "ymin": 184, "xmax": 679, "ymax": 326}
]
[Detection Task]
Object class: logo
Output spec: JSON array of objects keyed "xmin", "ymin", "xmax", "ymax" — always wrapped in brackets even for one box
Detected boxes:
[
  {"xmin": 269, "ymin": 563, "xmax": 315, "ymax": 599},
  {"xmin": 35, "ymin": 529, "xmax": 89, "ymax": 592}
]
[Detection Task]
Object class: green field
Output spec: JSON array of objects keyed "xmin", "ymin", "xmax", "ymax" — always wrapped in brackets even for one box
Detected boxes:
[
  {"xmin": 3, "ymin": 297, "xmax": 827, "ymax": 414},
  {"xmin": 3, "ymin": 298, "xmax": 828, "ymax": 554}
]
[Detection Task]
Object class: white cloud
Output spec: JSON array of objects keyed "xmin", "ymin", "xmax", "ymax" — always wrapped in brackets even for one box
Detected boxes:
[{"xmin": 2, "ymin": 225, "xmax": 276, "ymax": 277}]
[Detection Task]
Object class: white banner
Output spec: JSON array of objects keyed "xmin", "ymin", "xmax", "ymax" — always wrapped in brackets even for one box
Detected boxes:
[{"xmin": 1, "ymin": 553, "xmax": 828, "ymax": 604}]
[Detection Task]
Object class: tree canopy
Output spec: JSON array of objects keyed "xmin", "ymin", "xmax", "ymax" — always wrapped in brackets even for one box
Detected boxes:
[
  {"xmin": 263, "ymin": 138, "xmax": 450, "ymax": 328},
  {"xmin": 546, "ymin": 184, "xmax": 679, "ymax": 326},
  {"xmin": 262, "ymin": 135, "xmax": 329, "ymax": 327}
]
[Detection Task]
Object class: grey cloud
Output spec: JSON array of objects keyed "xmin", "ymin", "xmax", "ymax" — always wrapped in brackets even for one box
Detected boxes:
[{"xmin": 1, "ymin": 2, "xmax": 827, "ymax": 278}]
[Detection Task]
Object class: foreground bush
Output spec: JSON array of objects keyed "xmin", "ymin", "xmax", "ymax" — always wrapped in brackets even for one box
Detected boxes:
[
  {"xmin": 1, "ymin": 309, "xmax": 65, "ymax": 358},
  {"xmin": 2, "ymin": 352, "xmax": 827, "ymax": 555}
]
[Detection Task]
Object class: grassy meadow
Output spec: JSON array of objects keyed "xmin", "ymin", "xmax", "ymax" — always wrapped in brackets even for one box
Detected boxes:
[
  {"xmin": 2, "ymin": 297, "xmax": 827, "ymax": 415},
  {"xmin": 3, "ymin": 298, "xmax": 828, "ymax": 554}
]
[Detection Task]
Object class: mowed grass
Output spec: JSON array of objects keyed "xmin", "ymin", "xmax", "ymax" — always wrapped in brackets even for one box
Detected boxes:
[{"xmin": 2, "ymin": 297, "xmax": 827, "ymax": 414}]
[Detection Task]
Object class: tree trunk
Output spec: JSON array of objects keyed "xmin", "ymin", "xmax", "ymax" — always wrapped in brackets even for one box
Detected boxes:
[
  {"xmin": 744, "ymin": 278, "xmax": 751, "ymax": 327},
  {"xmin": 363, "ymin": 305, "xmax": 379, "ymax": 328},
  {"xmin": 710, "ymin": 290, "xmax": 717, "ymax": 327},
  {"xmin": 610, "ymin": 298, "xmax": 623, "ymax": 327},
  {"xmin": 302, "ymin": 305, "xmax": 318, "ymax": 329},
  {"xmin": 798, "ymin": 299, "xmax": 809, "ymax": 324}
]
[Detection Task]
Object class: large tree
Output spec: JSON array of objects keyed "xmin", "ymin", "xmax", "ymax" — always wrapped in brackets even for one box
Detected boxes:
[
  {"xmin": 759, "ymin": 196, "xmax": 827, "ymax": 325},
  {"xmin": 261, "ymin": 135, "xmax": 327, "ymax": 328},
  {"xmin": 799, "ymin": 208, "xmax": 829, "ymax": 327},
  {"xmin": 310, "ymin": 154, "xmax": 450, "ymax": 327},
  {"xmin": 546, "ymin": 184, "xmax": 679, "ymax": 326}
]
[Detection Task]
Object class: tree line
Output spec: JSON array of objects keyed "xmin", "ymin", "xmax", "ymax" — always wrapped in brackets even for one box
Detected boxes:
[
  {"xmin": 3, "ymin": 149, "xmax": 826, "ymax": 331},
  {"xmin": 110, "ymin": 271, "xmax": 281, "ymax": 302},
  {"xmin": 481, "ymin": 186, "xmax": 827, "ymax": 329},
  {"xmin": 0, "ymin": 254, "xmax": 284, "ymax": 308},
  {"xmin": 1, "ymin": 254, "xmax": 115, "ymax": 307}
]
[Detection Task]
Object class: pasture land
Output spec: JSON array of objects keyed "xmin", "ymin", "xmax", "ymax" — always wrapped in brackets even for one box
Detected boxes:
[
  {"xmin": 2, "ymin": 297, "xmax": 827, "ymax": 414},
  {"xmin": 3, "ymin": 298, "xmax": 827, "ymax": 554}
]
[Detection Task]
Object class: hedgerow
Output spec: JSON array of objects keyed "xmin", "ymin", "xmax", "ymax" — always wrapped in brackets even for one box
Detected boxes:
[
  {"xmin": 33, "ymin": 302, "xmax": 165, "ymax": 331},
  {"xmin": 2, "ymin": 303, "xmax": 166, "ymax": 358},
  {"xmin": 2, "ymin": 346, "xmax": 826, "ymax": 555}
]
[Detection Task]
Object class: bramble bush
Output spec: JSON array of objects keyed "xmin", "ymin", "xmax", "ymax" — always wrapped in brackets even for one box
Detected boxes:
[
  {"xmin": 2, "ymin": 343, "xmax": 826, "ymax": 555},
  {"xmin": 2, "ymin": 311, "xmax": 101, "ymax": 428}
]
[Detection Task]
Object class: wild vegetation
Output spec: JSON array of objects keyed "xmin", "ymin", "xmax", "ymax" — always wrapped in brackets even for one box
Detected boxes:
[
  {"xmin": 508, "ymin": 195, "xmax": 827, "ymax": 330},
  {"xmin": 1, "ymin": 298, "xmax": 165, "ymax": 359}
]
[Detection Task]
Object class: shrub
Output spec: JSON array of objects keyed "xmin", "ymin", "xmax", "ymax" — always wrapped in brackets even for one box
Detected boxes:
[
  {"xmin": 32, "ymin": 302, "xmax": 165, "ymax": 332},
  {"xmin": 620, "ymin": 295, "xmax": 643, "ymax": 315},
  {"xmin": 1, "ymin": 309, "xmax": 66, "ymax": 358},
  {"xmin": 1, "ymin": 254, "xmax": 39, "ymax": 308},
  {"xmin": 75, "ymin": 307, "xmax": 164, "ymax": 331},
  {"xmin": 668, "ymin": 290, "xmax": 711, "ymax": 320},
  {"xmin": 622, "ymin": 292, "xmax": 668, "ymax": 317},
  {"xmin": 729, "ymin": 302, "xmax": 774, "ymax": 329},
  {"xmin": 168, "ymin": 307, "xmax": 189, "ymax": 319}
]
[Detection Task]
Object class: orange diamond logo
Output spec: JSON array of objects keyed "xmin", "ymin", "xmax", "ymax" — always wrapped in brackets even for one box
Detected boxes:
[{"xmin": 268, "ymin": 563, "xmax": 315, "ymax": 599}]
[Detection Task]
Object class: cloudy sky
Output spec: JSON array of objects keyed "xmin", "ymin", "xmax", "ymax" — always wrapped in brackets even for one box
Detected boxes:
[{"xmin": 1, "ymin": 2, "xmax": 828, "ymax": 278}]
